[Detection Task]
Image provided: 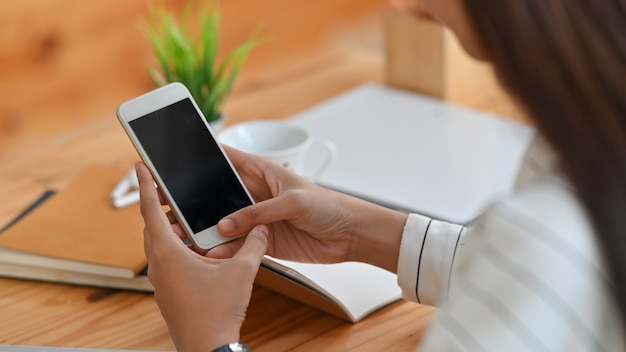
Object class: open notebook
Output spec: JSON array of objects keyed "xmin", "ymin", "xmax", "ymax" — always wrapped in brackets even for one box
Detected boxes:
[{"xmin": 253, "ymin": 83, "xmax": 535, "ymax": 322}]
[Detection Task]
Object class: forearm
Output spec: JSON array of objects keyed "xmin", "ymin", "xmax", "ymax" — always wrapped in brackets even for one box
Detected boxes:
[{"xmin": 344, "ymin": 195, "xmax": 408, "ymax": 273}]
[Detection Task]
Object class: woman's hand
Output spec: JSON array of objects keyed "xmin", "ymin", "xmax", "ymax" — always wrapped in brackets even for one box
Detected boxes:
[
  {"xmin": 136, "ymin": 162, "xmax": 268, "ymax": 352},
  {"xmin": 212, "ymin": 146, "xmax": 407, "ymax": 273}
]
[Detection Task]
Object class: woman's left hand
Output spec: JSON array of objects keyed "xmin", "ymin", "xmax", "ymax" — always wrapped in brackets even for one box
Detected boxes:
[{"xmin": 136, "ymin": 162, "xmax": 268, "ymax": 352}]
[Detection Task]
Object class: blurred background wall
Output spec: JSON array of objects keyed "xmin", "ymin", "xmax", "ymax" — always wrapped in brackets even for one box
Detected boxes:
[{"xmin": 0, "ymin": 0, "xmax": 388, "ymax": 155}]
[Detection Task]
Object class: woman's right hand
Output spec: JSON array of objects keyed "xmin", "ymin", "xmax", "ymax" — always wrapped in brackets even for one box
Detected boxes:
[{"xmin": 211, "ymin": 146, "xmax": 407, "ymax": 273}]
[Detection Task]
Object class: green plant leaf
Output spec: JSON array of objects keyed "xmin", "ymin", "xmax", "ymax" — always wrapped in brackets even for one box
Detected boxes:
[
  {"xmin": 144, "ymin": 0, "xmax": 263, "ymax": 122},
  {"xmin": 200, "ymin": 10, "xmax": 219, "ymax": 92}
]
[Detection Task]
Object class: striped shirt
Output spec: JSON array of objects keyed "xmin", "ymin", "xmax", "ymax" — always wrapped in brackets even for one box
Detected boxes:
[{"xmin": 397, "ymin": 136, "xmax": 626, "ymax": 351}]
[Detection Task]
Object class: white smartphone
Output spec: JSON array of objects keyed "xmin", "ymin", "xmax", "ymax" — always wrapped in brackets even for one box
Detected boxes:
[{"xmin": 116, "ymin": 82, "xmax": 254, "ymax": 250}]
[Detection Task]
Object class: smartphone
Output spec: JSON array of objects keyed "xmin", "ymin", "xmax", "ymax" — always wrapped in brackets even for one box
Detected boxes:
[{"xmin": 116, "ymin": 82, "xmax": 254, "ymax": 250}]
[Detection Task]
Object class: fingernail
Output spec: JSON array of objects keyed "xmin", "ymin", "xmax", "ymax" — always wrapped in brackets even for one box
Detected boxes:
[{"xmin": 218, "ymin": 218, "xmax": 236, "ymax": 233}]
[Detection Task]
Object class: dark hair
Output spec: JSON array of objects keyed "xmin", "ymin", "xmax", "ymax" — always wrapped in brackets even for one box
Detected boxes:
[{"xmin": 463, "ymin": 0, "xmax": 626, "ymax": 329}]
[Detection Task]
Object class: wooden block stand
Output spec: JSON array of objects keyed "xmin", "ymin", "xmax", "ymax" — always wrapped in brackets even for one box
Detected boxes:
[{"xmin": 384, "ymin": 10, "xmax": 529, "ymax": 124}]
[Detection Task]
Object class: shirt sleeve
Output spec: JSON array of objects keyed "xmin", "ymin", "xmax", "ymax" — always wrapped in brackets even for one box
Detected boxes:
[
  {"xmin": 416, "ymin": 185, "xmax": 625, "ymax": 352},
  {"xmin": 397, "ymin": 213, "xmax": 466, "ymax": 306}
]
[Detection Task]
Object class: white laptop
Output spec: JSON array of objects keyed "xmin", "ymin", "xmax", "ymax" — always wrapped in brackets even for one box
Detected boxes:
[{"xmin": 289, "ymin": 83, "xmax": 534, "ymax": 224}]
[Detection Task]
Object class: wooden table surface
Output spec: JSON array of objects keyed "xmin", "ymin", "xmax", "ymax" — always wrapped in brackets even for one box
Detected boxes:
[{"xmin": 0, "ymin": 1, "xmax": 436, "ymax": 351}]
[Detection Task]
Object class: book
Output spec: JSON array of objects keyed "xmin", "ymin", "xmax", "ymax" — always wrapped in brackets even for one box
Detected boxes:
[
  {"xmin": 0, "ymin": 167, "xmax": 152, "ymax": 292},
  {"xmin": 0, "ymin": 262, "xmax": 152, "ymax": 292},
  {"xmin": 257, "ymin": 258, "xmax": 400, "ymax": 322},
  {"xmin": 0, "ymin": 166, "xmax": 398, "ymax": 321}
]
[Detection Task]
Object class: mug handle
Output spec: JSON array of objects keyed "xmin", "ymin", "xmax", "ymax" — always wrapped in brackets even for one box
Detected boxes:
[{"xmin": 309, "ymin": 140, "xmax": 337, "ymax": 182}]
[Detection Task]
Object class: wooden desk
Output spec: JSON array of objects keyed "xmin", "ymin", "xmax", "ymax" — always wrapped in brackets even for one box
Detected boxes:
[
  {"xmin": 0, "ymin": 48, "xmax": 435, "ymax": 351},
  {"xmin": 0, "ymin": 1, "xmax": 435, "ymax": 347}
]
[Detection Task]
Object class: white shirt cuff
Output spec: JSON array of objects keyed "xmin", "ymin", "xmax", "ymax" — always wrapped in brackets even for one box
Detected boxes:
[{"xmin": 397, "ymin": 213, "xmax": 465, "ymax": 306}]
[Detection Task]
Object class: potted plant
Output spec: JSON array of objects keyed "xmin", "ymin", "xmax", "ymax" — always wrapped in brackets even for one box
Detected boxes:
[{"xmin": 145, "ymin": 1, "xmax": 261, "ymax": 131}]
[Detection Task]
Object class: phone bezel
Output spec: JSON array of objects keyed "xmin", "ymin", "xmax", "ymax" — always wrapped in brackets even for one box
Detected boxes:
[{"xmin": 116, "ymin": 82, "xmax": 253, "ymax": 250}]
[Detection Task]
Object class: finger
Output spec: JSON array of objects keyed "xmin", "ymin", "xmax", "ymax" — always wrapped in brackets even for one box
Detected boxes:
[
  {"xmin": 204, "ymin": 237, "xmax": 245, "ymax": 259},
  {"xmin": 156, "ymin": 185, "xmax": 167, "ymax": 205},
  {"xmin": 165, "ymin": 210, "xmax": 178, "ymax": 224},
  {"xmin": 135, "ymin": 162, "xmax": 183, "ymax": 249},
  {"xmin": 218, "ymin": 193, "xmax": 304, "ymax": 237},
  {"xmin": 224, "ymin": 144, "xmax": 289, "ymax": 175},
  {"xmin": 163, "ymin": 211, "xmax": 188, "ymax": 241},
  {"xmin": 233, "ymin": 225, "xmax": 268, "ymax": 268},
  {"xmin": 221, "ymin": 144, "xmax": 249, "ymax": 166},
  {"xmin": 171, "ymin": 223, "xmax": 187, "ymax": 241},
  {"xmin": 223, "ymin": 144, "xmax": 274, "ymax": 175}
]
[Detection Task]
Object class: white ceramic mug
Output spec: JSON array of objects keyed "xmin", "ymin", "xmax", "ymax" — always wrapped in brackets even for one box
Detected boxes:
[{"xmin": 218, "ymin": 120, "xmax": 336, "ymax": 181}]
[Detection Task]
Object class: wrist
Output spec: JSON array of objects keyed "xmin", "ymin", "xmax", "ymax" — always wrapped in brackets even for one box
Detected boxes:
[
  {"xmin": 347, "ymin": 197, "xmax": 407, "ymax": 273},
  {"xmin": 184, "ymin": 324, "xmax": 240, "ymax": 352}
]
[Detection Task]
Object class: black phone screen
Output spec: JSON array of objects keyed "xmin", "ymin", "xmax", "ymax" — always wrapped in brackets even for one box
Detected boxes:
[{"xmin": 129, "ymin": 98, "xmax": 252, "ymax": 233}]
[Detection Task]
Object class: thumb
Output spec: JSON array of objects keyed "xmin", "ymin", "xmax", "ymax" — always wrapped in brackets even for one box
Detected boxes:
[
  {"xmin": 219, "ymin": 195, "xmax": 302, "ymax": 238},
  {"xmin": 234, "ymin": 225, "xmax": 269, "ymax": 268}
]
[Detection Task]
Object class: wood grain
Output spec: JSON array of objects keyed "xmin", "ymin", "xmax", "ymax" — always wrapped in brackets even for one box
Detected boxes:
[
  {"xmin": 0, "ymin": 0, "xmax": 387, "ymax": 155},
  {"xmin": 0, "ymin": 1, "xmax": 441, "ymax": 351}
]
